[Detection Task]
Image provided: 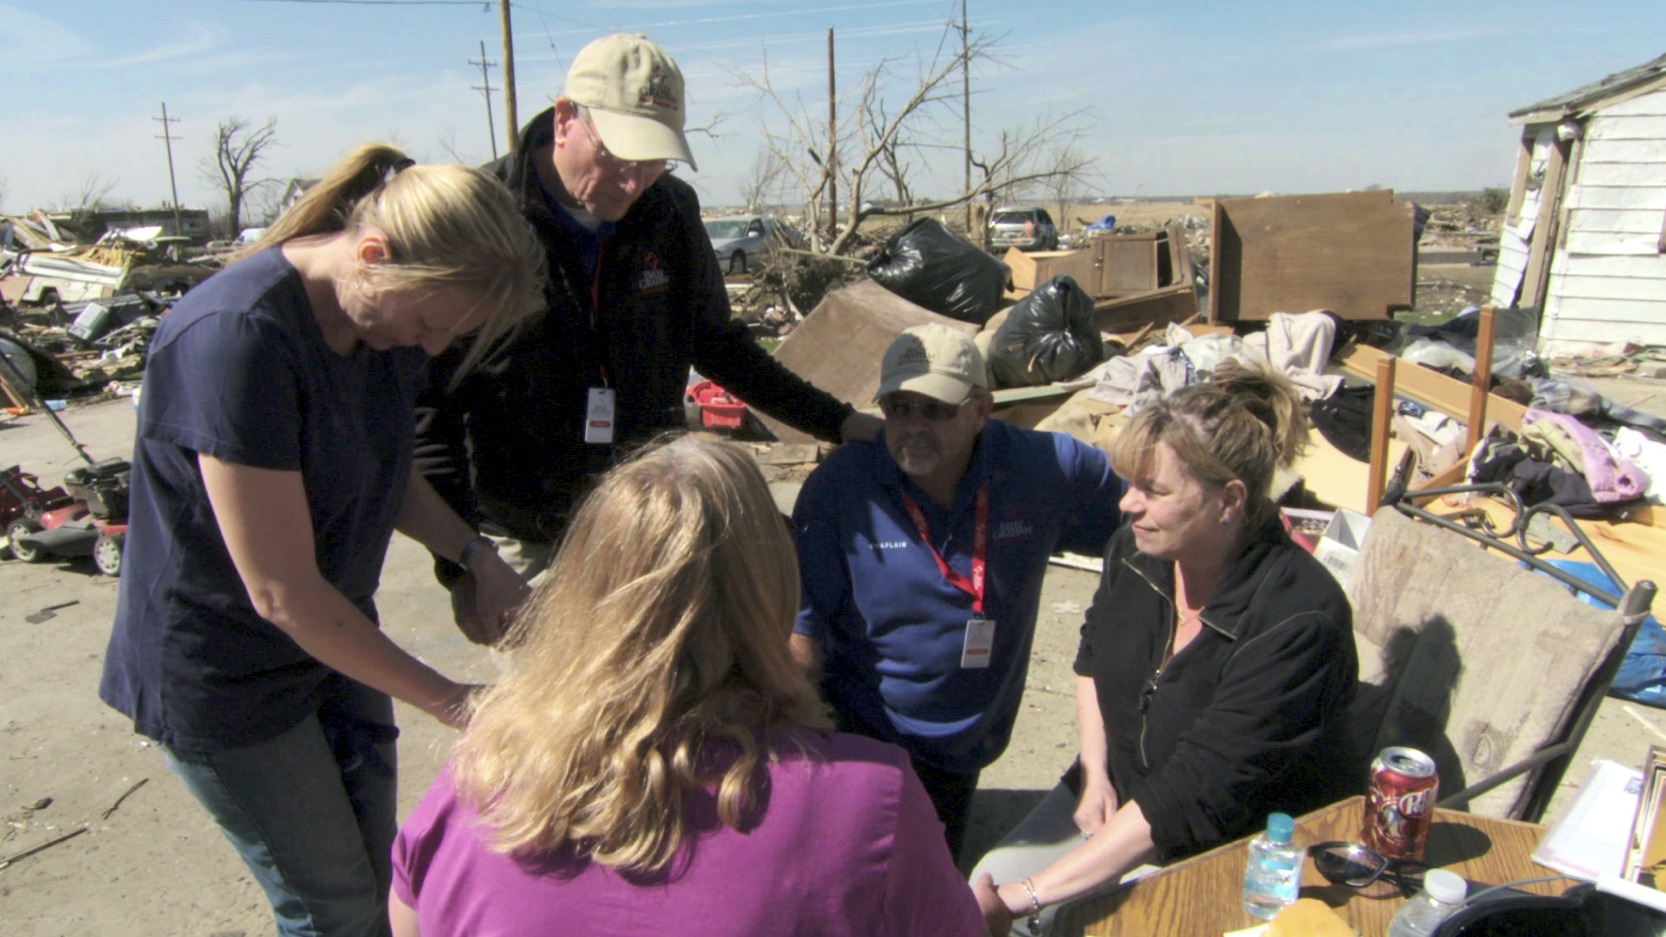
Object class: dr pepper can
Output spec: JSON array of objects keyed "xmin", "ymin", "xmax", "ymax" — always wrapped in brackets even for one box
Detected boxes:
[{"xmin": 1363, "ymin": 746, "xmax": 1439, "ymax": 862}]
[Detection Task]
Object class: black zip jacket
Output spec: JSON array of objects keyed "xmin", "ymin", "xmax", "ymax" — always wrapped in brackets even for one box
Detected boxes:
[
  {"xmin": 415, "ymin": 108, "xmax": 851, "ymax": 548},
  {"xmin": 1070, "ymin": 518, "xmax": 1361, "ymax": 861}
]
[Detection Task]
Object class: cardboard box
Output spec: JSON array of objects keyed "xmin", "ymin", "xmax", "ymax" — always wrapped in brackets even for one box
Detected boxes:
[
  {"xmin": 1280, "ymin": 507, "xmax": 1335, "ymax": 554},
  {"xmin": 1312, "ymin": 508, "xmax": 1371, "ymax": 589}
]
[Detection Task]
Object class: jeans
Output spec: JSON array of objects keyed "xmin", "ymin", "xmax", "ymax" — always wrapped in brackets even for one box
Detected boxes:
[{"xmin": 165, "ymin": 681, "xmax": 399, "ymax": 937}]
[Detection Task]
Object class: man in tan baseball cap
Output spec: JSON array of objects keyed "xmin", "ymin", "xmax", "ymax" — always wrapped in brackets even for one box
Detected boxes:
[
  {"xmin": 562, "ymin": 32, "xmax": 697, "ymax": 172},
  {"xmin": 414, "ymin": 34, "xmax": 880, "ymax": 629},
  {"xmin": 790, "ymin": 323, "xmax": 1123, "ymax": 858}
]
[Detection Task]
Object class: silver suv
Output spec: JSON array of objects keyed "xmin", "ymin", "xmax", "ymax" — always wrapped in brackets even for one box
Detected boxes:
[{"xmin": 988, "ymin": 206, "xmax": 1059, "ymax": 252}]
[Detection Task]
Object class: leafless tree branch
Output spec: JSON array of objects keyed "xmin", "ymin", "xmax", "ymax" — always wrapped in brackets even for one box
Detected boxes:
[
  {"xmin": 731, "ymin": 22, "xmax": 1099, "ymax": 257},
  {"xmin": 64, "ymin": 171, "xmax": 120, "ymax": 211},
  {"xmin": 200, "ymin": 117, "xmax": 278, "ymax": 238}
]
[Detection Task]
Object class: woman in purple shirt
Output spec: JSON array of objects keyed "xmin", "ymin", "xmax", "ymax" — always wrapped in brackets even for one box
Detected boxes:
[{"xmin": 392, "ymin": 434, "xmax": 985, "ymax": 937}]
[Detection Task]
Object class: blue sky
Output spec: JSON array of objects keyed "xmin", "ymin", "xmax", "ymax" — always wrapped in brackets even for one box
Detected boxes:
[{"xmin": 3, "ymin": 0, "xmax": 1662, "ymax": 218}]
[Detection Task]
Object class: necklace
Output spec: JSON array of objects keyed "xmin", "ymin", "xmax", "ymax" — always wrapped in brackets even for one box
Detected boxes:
[{"xmin": 1170, "ymin": 599, "xmax": 1206, "ymax": 662}]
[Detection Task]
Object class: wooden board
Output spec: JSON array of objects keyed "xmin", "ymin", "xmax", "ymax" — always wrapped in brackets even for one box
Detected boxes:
[
  {"xmin": 1209, "ymin": 190, "xmax": 1416, "ymax": 321},
  {"xmin": 1001, "ymin": 246, "xmax": 1103, "ymax": 297},
  {"xmin": 1335, "ymin": 342, "xmax": 1528, "ymax": 434},
  {"xmin": 753, "ymin": 279, "xmax": 978, "ymax": 444},
  {"xmin": 1092, "ymin": 284, "xmax": 1197, "ymax": 334},
  {"xmin": 1095, "ymin": 232, "xmax": 1164, "ymax": 294},
  {"xmin": 1165, "ymin": 221, "xmax": 1193, "ymax": 288},
  {"xmin": 1290, "ymin": 425, "xmax": 1408, "ymax": 514},
  {"xmin": 1523, "ymin": 139, "xmax": 1571, "ymax": 309}
]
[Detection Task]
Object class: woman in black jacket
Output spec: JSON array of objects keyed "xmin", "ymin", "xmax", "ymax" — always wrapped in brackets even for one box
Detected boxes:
[{"xmin": 973, "ymin": 363, "xmax": 1359, "ymax": 934}]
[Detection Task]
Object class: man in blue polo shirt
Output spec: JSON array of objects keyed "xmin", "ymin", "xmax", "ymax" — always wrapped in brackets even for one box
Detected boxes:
[{"xmin": 792, "ymin": 324, "xmax": 1123, "ymax": 857}]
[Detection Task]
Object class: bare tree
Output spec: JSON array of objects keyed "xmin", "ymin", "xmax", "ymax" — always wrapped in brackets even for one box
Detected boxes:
[
  {"xmin": 1038, "ymin": 136, "xmax": 1097, "ymax": 238},
  {"xmin": 62, "ymin": 171, "xmax": 120, "ymax": 210},
  {"xmin": 436, "ymin": 126, "xmax": 472, "ymax": 164},
  {"xmin": 202, "ymin": 118, "xmax": 278, "ymax": 237},
  {"xmin": 733, "ymin": 22, "xmax": 1098, "ymax": 256},
  {"xmin": 246, "ymin": 183, "xmax": 290, "ymax": 228},
  {"xmin": 739, "ymin": 148, "xmax": 788, "ymax": 212}
]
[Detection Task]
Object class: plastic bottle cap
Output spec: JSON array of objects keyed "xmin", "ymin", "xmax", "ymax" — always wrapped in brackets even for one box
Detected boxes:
[
  {"xmin": 1424, "ymin": 869, "xmax": 1468, "ymax": 904},
  {"xmin": 1267, "ymin": 812, "xmax": 1295, "ymax": 844}
]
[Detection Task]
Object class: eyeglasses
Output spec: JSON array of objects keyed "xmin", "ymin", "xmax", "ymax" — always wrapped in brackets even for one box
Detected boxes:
[
  {"xmin": 1311, "ymin": 841, "xmax": 1429, "ymax": 897},
  {"xmin": 574, "ymin": 112, "xmax": 671, "ymax": 179},
  {"xmin": 880, "ymin": 394, "xmax": 964, "ymax": 423}
]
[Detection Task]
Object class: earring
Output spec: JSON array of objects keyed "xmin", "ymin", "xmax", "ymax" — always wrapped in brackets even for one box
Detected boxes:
[{"xmin": 1219, "ymin": 515, "xmax": 1234, "ymax": 525}]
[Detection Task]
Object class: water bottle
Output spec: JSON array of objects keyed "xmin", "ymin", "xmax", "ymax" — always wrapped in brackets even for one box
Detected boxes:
[
  {"xmin": 1242, "ymin": 812, "xmax": 1306, "ymax": 920},
  {"xmin": 1387, "ymin": 868, "xmax": 1468, "ymax": 937}
]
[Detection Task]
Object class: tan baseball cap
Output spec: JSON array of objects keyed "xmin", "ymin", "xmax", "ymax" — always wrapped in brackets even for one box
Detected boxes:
[
  {"xmin": 876, "ymin": 324, "xmax": 989, "ymax": 405},
  {"xmin": 564, "ymin": 34, "xmax": 698, "ymax": 171}
]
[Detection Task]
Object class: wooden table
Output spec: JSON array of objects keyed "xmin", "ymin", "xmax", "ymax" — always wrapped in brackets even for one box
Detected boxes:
[{"xmin": 1056, "ymin": 796, "xmax": 1561, "ymax": 937}]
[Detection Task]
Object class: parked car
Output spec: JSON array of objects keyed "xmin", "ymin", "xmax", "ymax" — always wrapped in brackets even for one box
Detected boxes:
[
  {"xmin": 703, "ymin": 214, "xmax": 805, "ymax": 275},
  {"xmin": 988, "ymin": 206, "xmax": 1059, "ymax": 252}
]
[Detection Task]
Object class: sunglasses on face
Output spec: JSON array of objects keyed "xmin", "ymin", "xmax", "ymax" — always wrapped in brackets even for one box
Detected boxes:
[
  {"xmin": 880, "ymin": 395, "xmax": 964, "ymax": 422},
  {"xmin": 575, "ymin": 113, "xmax": 671, "ymax": 178},
  {"xmin": 1311, "ymin": 841, "xmax": 1429, "ymax": 897}
]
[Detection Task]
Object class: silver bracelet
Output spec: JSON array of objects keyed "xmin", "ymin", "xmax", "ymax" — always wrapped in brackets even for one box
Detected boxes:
[
  {"xmin": 457, "ymin": 534, "xmax": 496, "ymax": 570},
  {"xmin": 1017, "ymin": 877, "xmax": 1044, "ymax": 935}
]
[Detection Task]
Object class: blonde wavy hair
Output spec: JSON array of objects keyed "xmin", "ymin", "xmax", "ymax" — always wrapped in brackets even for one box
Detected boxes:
[
  {"xmin": 452, "ymin": 433, "xmax": 832, "ymax": 874},
  {"xmin": 240, "ymin": 143, "xmax": 546, "ymax": 384},
  {"xmin": 1111, "ymin": 361, "xmax": 1309, "ymax": 527}
]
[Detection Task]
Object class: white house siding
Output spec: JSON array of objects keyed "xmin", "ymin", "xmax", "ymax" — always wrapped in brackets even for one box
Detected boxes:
[
  {"xmin": 1540, "ymin": 87, "xmax": 1666, "ymax": 353},
  {"xmin": 1491, "ymin": 125, "xmax": 1556, "ymax": 308}
]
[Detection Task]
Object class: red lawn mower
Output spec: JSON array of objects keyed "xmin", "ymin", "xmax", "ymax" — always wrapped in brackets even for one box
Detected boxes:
[{"xmin": 0, "ymin": 353, "xmax": 131, "ymax": 576}]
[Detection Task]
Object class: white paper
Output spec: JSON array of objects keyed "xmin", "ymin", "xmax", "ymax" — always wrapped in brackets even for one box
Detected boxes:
[{"xmin": 1532, "ymin": 759, "xmax": 1644, "ymax": 881}]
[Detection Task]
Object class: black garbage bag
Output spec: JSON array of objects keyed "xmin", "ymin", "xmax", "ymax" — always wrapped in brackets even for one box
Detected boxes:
[
  {"xmin": 865, "ymin": 219, "xmax": 1008, "ymax": 325},
  {"xmin": 989, "ymin": 275, "xmax": 1104, "ymax": 387}
]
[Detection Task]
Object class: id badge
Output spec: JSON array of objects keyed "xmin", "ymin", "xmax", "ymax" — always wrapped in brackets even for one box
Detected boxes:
[
  {"xmin": 584, "ymin": 387, "xmax": 616, "ymax": 444},
  {"xmin": 961, "ymin": 617, "xmax": 996, "ymax": 669}
]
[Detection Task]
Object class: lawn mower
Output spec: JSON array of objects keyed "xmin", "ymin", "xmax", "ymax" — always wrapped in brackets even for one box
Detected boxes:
[{"xmin": 0, "ymin": 351, "xmax": 131, "ymax": 576}]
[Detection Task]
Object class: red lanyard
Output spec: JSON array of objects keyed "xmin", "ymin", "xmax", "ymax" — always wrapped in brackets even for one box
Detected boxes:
[
  {"xmin": 898, "ymin": 484, "xmax": 989, "ymax": 616},
  {"xmin": 591, "ymin": 236, "xmax": 610, "ymax": 386}
]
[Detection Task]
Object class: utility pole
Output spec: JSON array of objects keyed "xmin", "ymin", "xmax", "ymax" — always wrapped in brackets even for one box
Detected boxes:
[
  {"xmin": 827, "ymin": 27, "xmax": 837, "ymax": 239},
  {"xmin": 960, "ymin": 0, "xmax": 972, "ymax": 235},
  {"xmin": 153, "ymin": 102, "xmax": 183, "ymax": 236},
  {"xmin": 470, "ymin": 40, "xmax": 500, "ymax": 161},
  {"xmin": 499, "ymin": 0, "xmax": 518, "ymax": 151}
]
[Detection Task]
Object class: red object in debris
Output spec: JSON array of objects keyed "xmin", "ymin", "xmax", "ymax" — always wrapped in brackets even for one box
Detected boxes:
[{"xmin": 686, "ymin": 380, "xmax": 749, "ymax": 430}]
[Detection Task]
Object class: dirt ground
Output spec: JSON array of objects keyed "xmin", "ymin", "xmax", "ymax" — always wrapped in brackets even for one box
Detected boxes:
[
  {"xmin": 0, "ymin": 397, "xmax": 1099, "ymax": 936},
  {"xmin": 4, "ymin": 293, "xmax": 1663, "ymax": 934}
]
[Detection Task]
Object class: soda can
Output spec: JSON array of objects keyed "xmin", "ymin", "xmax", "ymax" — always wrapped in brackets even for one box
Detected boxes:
[{"xmin": 1362, "ymin": 746, "xmax": 1439, "ymax": 862}]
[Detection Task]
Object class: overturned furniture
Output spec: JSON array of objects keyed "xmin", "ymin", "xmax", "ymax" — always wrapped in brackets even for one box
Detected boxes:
[
  {"xmin": 754, "ymin": 279, "xmax": 977, "ymax": 445},
  {"xmin": 1347, "ymin": 500, "xmax": 1656, "ymax": 821},
  {"xmin": 1210, "ymin": 190, "xmax": 1417, "ymax": 322}
]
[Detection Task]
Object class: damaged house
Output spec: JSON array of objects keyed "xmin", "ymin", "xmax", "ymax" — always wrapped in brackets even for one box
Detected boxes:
[{"xmin": 1492, "ymin": 51, "xmax": 1666, "ymax": 354}]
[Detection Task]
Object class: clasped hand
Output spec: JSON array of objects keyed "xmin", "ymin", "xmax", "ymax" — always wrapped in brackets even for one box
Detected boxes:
[{"xmin": 449, "ymin": 551, "xmax": 531, "ymax": 646}]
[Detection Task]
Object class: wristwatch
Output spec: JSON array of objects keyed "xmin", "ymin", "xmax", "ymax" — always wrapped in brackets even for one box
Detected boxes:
[{"xmin": 458, "ymin": 535, "xmax": 497, "ymax": 570}]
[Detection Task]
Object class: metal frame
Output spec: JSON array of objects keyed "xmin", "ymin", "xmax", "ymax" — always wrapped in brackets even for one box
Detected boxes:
[{"xmin": 1381, "ymin": 484, "xmax": 1658, "ymax": 821}]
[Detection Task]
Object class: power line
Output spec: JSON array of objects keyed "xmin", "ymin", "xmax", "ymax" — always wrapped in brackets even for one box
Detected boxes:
[
  {"xmin": 469, "ymin": 40, "xmax": 499, "ymax": 161},
  {"xmin": 224, "ymin": 0, "xmax": 488, "ymax": 7}
]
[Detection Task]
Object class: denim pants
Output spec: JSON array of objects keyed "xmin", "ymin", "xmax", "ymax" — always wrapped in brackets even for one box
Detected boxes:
[{"xmin": 165, "ymin": 681, "xmax": 399, "ymax": 937}]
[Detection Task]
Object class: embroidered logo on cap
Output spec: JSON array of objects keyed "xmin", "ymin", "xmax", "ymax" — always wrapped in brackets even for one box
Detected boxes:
[
  {"xmin": 640, "ymin": 66, "xmax": 681, "ymax": 114},
  {"xmin": 895, "ymin": 346, "xmax": 931, "ymax": 368}
]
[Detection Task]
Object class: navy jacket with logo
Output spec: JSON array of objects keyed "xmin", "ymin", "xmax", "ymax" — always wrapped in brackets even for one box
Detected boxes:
[{"xmin": 416, "ymin": 107, "xmax": 850, "ymax": 544}]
